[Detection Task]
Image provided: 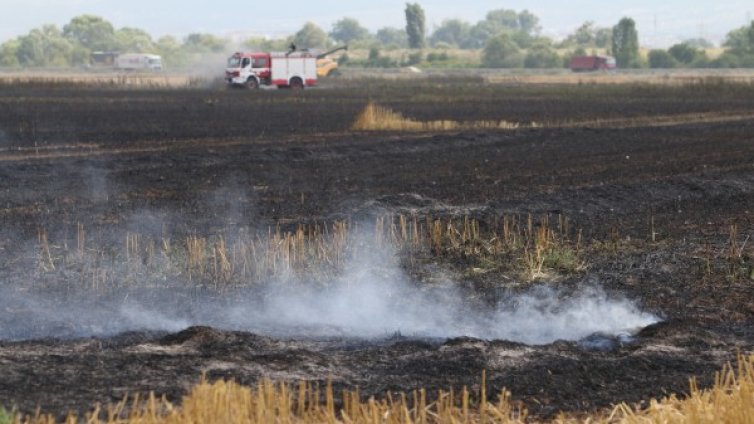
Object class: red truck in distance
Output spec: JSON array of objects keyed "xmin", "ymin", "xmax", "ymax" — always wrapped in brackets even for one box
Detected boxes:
[{"xmin": 569, "ymin": 55, "xmax": 617, "ymax": 72}]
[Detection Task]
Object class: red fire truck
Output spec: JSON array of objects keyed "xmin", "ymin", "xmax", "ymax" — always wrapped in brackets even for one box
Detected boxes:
[
  {"xmin": 225, "ymin": 48, "xmax": 317, "ymax": 89},
  {"xmin": 569, "ymin": 55, "xmax": 617, "ymax": 72}
]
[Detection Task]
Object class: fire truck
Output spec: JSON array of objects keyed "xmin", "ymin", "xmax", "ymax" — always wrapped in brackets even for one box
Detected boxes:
[
  {"xmin": 226, "ymin": 46, "xmax": 318, "ymax": 89},
  {"xmin": 225, "ymin": 45, "xmax": 347, "ymax": 89}
]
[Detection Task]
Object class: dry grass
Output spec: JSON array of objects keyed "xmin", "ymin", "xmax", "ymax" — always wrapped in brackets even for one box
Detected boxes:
[
  {"xmin": 0, "ymin": 72, "xmax": 197, "ymax": 88},
  {"xmin": 483, "ymin": 72, "xmax": 754, "ymax": 86},
  {"xmin": 353, "ymin": 102, "xmax": 528, "ymax": 131},
  {"xmin": 34, "ymin": 214, "xmax": 582, "ymax": 290},
  {"xmin": 13, "ymin": 355, "xmax": 754, "ymax": 423},
  {"xmin": 352, "ymin": 102, "xmax": 754, "ymax": 133},
  {"xmin": 378, "ymin": 213, "xmax": 583, "ymax": 279},
  {"xmin": 609, "ymin": 353, "xmax": 754, "ymax": 423},
  {"xmin": 18, "ymin": 375, "xmax": 524, "ymax": 423},
  {"xmin": 555, "ymin": 110, "xmax": 754, "ymax": 129}
]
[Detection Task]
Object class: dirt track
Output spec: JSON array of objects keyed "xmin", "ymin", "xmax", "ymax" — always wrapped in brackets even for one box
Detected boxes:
[{"xmin": 1, "ymin": 81, "xmax": 754, "ymax": 419}]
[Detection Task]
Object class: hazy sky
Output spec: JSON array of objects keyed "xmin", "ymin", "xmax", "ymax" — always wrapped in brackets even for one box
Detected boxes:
[{"xmin": 1, "ymin": 0, "xmax": 751, "ymax": 47}]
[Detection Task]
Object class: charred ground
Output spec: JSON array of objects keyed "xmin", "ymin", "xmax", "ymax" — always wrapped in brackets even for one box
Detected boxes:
[{"xmin": 1, "ymin": 79, "xmax": 754, "ymax": 419}]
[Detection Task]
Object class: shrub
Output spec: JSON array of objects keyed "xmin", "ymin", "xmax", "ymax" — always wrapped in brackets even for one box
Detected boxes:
[
  {"xmin": 524, "ymin": 45, "xmax": 560, "ymax": 68},
  {"xmin": 482, "ymin": 33, "xmax": 524, "ymax": 68},
  {"xmin": 648, "ymin": 49, "xmax": 679, "ymax": 68}
]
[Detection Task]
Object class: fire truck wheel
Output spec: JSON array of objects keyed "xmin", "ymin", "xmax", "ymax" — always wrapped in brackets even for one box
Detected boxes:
[
  {"xmin": 246, "ymin": 78, "xmax": 259, "ymax": 89},
  {"xmin": 290, "ymin": 77, "xmax": 304, "ymax": 90}
]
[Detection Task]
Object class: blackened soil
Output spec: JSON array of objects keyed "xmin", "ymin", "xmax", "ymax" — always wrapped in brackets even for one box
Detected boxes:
[
  {"xmin": 1, "ymin": 82, "xmax": 754, "ymax": 419},
  {"xmin": 0, "ymin": 322, "xmax": 746, "ymax": 420}
]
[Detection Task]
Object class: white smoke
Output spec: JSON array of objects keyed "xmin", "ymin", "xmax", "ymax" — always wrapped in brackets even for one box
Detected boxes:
[
  {"xmin": 0, "ymin": 234, "xmax": 659, "ymax": 344},
  {"xmin": 223, "ymin": 249, "xmax": 658, "ymax": 344}
]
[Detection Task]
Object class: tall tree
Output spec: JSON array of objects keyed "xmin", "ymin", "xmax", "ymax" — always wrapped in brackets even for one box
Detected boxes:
[
  {"xmin": 563, "ymin": 21, "xmax": 611, "ymax": 48},
  {"xmin": 63, "ymin": 15, "xmax": 115, "ymax": 51},
  {"xmin": 430, "ymin": 19, "xmax": 471, "ymax": 47},
  {"xmin": 570, "ymin": 21, "xmax": 596, "ymax": 46},
  {"xmin": 648, "ymin": 49, "xmax": 678, "ymax": 68},
  {"xmin": 375, "ymin": 27, "xmax": 408, "ymax": 48},
  {"xmin": 485, "ymin": 9, "xmax": 519, "ymax": 31},
  {"xmin": 517, "ymin": 10, "xmax": 540, "ymax": 35},
  {"xmin": 594, "ymin": 27, "xmax": 612, "ymax": 48},
  {"xmin": 293, "ymin": 22, "xmax": 330, "ymax": 49},
  {"xmin": 683, "ymin": 38, "xmax": 714, "ymax": 49},
  {"xmin": 115, "ymin": 27, "xmax": 154, "ymax": 52},
  {"xmin": 155, "ymin": 35, "xmax": 189, "ymax": 68},
  {"xmin": 0, "ymin": 39, "xmax": 20, "ymax": 67},
  {"xmin": 723, "ymin": 21, "xmax": 754, "ymax": 54},
  {"xmin": 668, "ymin": 43, "xmax": 703, "ymax": 64},
  {"xmin": 329, "ymin": 18, "xmax": 369, "ymax": 45},
  {"xmin": 17, "ymin": 25, "xmax": 74, "ymax": 67},
  {"xmin": 405, "ymin": 3, "xmax": 426, "ymax": 49},
  {"xmin": 466, "ymin": 9, "xmax": 540, "ymax": 49},
  {"xmin": 524, "ymin": 42, "xmax": 559, "ymax": 68},
  {"xmin": 482, "ymin": 33, "xmax": 523, "ymax": 68},
  {"xmin": 612, "ymin": 17, "xmax": 640, "ymax": 68},
  {"xmin": 184, "ymin": 33, "xmax": 227, "ymax": 52}
]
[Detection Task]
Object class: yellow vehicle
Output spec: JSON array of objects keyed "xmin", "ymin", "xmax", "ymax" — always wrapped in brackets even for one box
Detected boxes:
[{"xmin": 316, "ymin": 46, "xmax": 347, "ymax": 78}]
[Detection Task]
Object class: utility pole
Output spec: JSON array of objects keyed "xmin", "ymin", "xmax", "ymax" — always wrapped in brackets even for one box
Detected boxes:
[{"xmin": 652, "ymin": 14, "xmax": 658, "ymax": 47}]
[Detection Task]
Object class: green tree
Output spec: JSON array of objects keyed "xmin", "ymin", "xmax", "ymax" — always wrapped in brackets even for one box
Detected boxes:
[
  {"xmin": 485, "ymin": 9, "xmax": 519, "ymax": 31},
  {"xmin": 0, "ymin": 39, "xmax": 20, "ymax": 67},
  {"xmin": 563, "ymin": 21, "xmax": 596, "ymax": 47},
  {"xmin": 517, "ymin": 10, "xmax": 540, "ymax": 35},
  {"xmin": 594, "ymin": 28, "xmax": 612, "ymax": 48},
  {"xmin": 244, "ymin": 36, "xmax": 291, "ymax": 51},
  {"xmin": 330, "ymin": 18, "xmax": 370, "ymax": 44},
  {"xmin": 17, "ymin": 25, "xmax": 74, "ymax": 67},
  {"xmin": 612, "ymin": 17, "xmax": 640, "ymax": 68},
  {"xmin": 466, "ymin": 9, "xmax": 542, "ymax": 49},
  {"xmin": 648, "ymin": 49, "xmax": 678, "ymax": 68},
  {"xmin": 293, "ymin": 22, "xmax": 330, "ymax": 49},
  {"xmin": 63, "ymin": 15, "xmax": 116, "ymax": 51},
  {"xmin": 430, "ymin": 19, "xmax": 471, "ymax": 47},
  {"xmin": 510, "ymin": 31, "xmax": 537, "ymax": 49},
  {"xmin": 668, "ymin": 43, "xmax": 703, "ymax": 65},
  {"xmin": 155, "ymin": 35, "xmax": 188, "ymax": 68},
  {"xmin": 482, "ymin": 33, "xmax": 523, "ymax": 68},
  {"xmin": 524, "ymin": 42, "xmax": 559, "ymax": 68},
  {"xmin": 405, "ymin": 3, "xmax": 426, "ymax": 49},
  {"xmin": 184, "ymin": 33, "xmax": 227, "ymax": 52},
  {"xmin": 375, "ymin": 27, "xmax": 408, "ymax": 48},
  {"xmin": 723, "ymin": 21, "xmax": 754, "ymax": 54},
  {"xmin": 467, "ymin": 20, "xmax": 499, "ymax": 48},
  {"xmin": 115, "ymin": 27, "xmax": 155, "ymax": 52},
  {"xmin": 683, "ymin": 37, "xmax": 714, "ymax": 49}
]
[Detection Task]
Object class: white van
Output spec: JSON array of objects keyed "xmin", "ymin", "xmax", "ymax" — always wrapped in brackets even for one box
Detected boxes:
[{"xmin": 115, "ymin": 54, "xmax": 163, "ymax": 71}]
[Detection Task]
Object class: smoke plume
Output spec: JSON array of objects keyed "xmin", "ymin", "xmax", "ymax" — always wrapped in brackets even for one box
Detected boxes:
[{"xmin": 0, "ymin": 232, "xmax": 658, "ymax": 344}]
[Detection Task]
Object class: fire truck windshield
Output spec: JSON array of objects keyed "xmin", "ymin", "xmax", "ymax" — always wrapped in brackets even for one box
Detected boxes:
[{"xmin": 227, "ymin": 57, "xmax": 241, "ymax": 68}]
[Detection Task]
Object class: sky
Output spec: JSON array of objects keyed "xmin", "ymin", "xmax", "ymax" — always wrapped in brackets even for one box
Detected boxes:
[{"xmin": 0, "ymin": 0, "xmax": 751, "ymax": 47}]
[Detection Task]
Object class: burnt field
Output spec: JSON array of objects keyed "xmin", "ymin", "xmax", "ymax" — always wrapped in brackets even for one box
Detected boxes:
[{"xmin": 1, "ymin": 79, "xmax": 754, "ymax": 421}]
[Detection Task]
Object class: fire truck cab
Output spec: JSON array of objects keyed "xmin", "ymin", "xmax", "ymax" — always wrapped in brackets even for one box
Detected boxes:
[{"xmin": 226, "ymin": 50, "xmax": 317, "ymax": 89}]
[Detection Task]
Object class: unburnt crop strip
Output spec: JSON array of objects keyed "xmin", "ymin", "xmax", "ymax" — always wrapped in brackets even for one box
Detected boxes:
[{"xmin": 27, "ymin": 213, "xmax": 585, "ymax": 291}]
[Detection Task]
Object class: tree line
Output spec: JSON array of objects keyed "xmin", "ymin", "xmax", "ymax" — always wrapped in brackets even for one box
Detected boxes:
[{"xmin": 1, "ymin": 4, "xmax": 754, "ymax": 69}]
